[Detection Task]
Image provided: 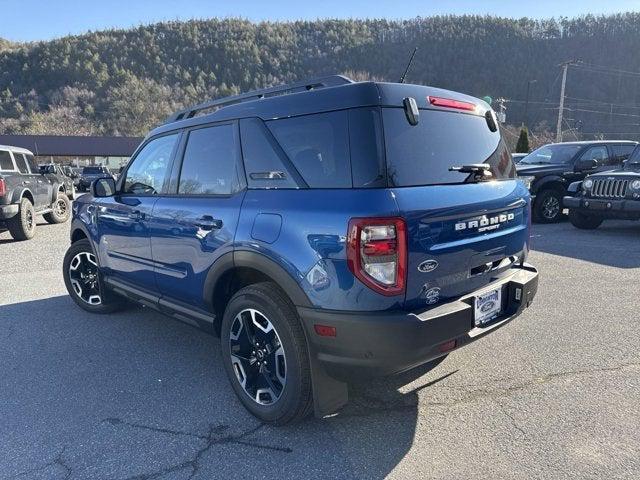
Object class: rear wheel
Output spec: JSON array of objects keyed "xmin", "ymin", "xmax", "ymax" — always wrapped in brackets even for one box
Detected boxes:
[
  {"xmin": 63, "ymin": 239, "xmax": 125, "ymax": 313},
  {"xmin": 220, "ymin": 282, "xmax": 313, "ymax": 425},
  {"xmin": 534, "ymin": 189, "xmax": 564, "ymax": 223},
  {"xmin": 43, "ymin": 192, "xmax": 71, "ymax": 224},
  {"xmin": 569, "ymin": 210, "xmax": 603, "ymax": 230},
  {"xmin": 7, "ymin": 197, "xmax": 36, "ymax": 241}
]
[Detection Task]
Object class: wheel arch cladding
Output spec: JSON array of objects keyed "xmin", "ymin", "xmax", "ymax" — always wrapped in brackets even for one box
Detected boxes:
[
  {"xmin": 204, "ymin": 251, "xmax": 312, "ymax": 317},
  {"xmin": 13, "ymin": 188, "xmax": 34, "ymax": 205},
  {"xmin": 535, "ymin": 176, "xmax": 566, "ymax": 195}
]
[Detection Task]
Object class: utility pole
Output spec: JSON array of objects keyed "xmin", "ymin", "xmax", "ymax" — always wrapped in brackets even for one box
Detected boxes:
[
  {"xmin": 556, "ymin": 61, "xmax": 574, "ymax": 142},
  {"xmin": 524, "ymin": 79, "xmax": 537, "ymax": 128}
]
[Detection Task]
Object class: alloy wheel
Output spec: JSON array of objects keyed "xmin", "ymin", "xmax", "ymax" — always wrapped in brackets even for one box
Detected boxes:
[
  {"xmin": 229, "ymin": 308, "xmax": 287, "ymax": 406},
  {"xmin": 68, "ymin": 252, "xmax": 102, "ymax": 305},
  {"xmin": 55, "ymin": 198, "xmax": 67, "ymax": 217},
  {"xmin": 542, "ymin": 196, "xmax": 560, "ymax": 219}
]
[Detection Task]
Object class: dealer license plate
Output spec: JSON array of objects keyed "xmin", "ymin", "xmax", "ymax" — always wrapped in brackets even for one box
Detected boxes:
[{"xmin": 474, "ymin": 288, "xmax": 502, "ymax": 326}]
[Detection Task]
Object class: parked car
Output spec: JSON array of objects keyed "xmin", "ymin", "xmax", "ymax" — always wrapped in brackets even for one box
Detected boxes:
[
  {"xmin": 39, "ymin": 163, "xmax": 76, "ymax": 200},
  {"xmin": 63, "ymin": 75, "xmax": 539, "ymax": 424},
  {"xmin": 511, "ymin": 152, "xmax": 528, "ymax": 163},
  {"xmin": 0, "ymin": 145, "xmax": 71, "ymax": 240},
  {"xmin": 516, "ymin": 140, "xmax": 637, "ymax": 223},
  {"xmin": 77, "ymin": 165, "xmax": 112, "ymax": 192},
  {"xmin": 564, "ymin": 145, "xmax": 640, "ymax": 229}
]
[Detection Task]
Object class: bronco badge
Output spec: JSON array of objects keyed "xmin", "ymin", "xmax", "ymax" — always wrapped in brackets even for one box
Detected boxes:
[{"xmin": 455, "ymin": 212, "xmax": 515, "ymax": 233}]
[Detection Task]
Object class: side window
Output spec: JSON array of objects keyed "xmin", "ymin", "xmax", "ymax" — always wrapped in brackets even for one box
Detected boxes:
[
  {"xmin": 240, "ymin": 118, "xmax": 299, "ymax": 189},
  {"xmin": 611, "ymin": 145, "xmax": 635, "ymax": 165},
  {"xmin": 14, "ymin": 153, "xmax": 30, "ymax": 174},
  {"xmin": 178, "ymin": 124, "xmax": 240, "ymax": 195},
  {"xmin": 580, "ymin": 146, "xmax": 609, "ymax": 165},
  {"xmin": 124, "ymin": 134, "xmax": 178, "ymax": 194},
  {"xmin": 26, "ymin": 154, "xmax": 39, "ymax": 173},
  {"xmin": 267, "ymin": 111, "xmax": 352, "ymax": 188},
  {"xmin": 349, "ymin": 107, "xmax": 386, "ymax": 188},
  {"xmin": 0, "ymin": 151, "xmax": 13, "ymax": 171}
]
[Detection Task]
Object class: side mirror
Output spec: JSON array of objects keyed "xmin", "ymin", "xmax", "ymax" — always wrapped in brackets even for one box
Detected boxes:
[
  {"xmin": 575, "ymin": 158, "xmax": 598, "ymax": 171},
  {"xmin": 91, "ymin": 177, "xmax": 116, "ymax": 197}
]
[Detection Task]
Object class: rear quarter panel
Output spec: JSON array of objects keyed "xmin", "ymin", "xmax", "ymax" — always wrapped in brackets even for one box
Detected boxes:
[{"xmin": 236, "ymin": 189, "xmax": 402, "ymax": 311}]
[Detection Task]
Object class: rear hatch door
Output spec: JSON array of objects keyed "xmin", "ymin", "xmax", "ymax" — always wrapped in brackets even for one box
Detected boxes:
[{"xmin": 381, "ymin": 105, "xmax": 529, "ymax": 311}]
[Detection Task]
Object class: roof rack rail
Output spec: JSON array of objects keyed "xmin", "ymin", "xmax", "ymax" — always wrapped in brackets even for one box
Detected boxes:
[{"xmin": 164, "ymin": 75, "xmax": 354, "ymax": 124}]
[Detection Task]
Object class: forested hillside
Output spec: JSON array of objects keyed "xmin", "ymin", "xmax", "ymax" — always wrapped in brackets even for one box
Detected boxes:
[{"xmin": 2, "ymin": 14, "xmax": 640, "ymax": 140}]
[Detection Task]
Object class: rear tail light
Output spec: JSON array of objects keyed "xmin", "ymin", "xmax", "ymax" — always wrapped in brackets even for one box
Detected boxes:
[
  {"xmin": 0, "ymin": 179, "xmax": 5, "ymax": 197},
  {"xmin": 347, "ymin": 217, "xmax": 407, "ymax": 296},
  {"xmin": 428, "ymin": 96, "xmax": 476, "ymax": 112}
]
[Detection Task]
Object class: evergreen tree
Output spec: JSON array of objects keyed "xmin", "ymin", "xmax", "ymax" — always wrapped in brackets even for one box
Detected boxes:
[{"xmin": 516, "ymin": 127, "xmax": 530, "ymax": 153}]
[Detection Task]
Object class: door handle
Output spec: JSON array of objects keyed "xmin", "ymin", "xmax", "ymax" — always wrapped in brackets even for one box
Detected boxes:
[
  {"xmin": 129, "ymin": 210, "xmax": 143, "ymax": 220},
  {"xmin": 194, "ymin": 216, "xmax": 223, "ymax": 230}
]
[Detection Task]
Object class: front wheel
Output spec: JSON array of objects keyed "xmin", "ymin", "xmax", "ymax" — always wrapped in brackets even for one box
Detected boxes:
[
  {"xmin": 63, "ymin": 239, "xmax": 125, "ymax": 313},
  {"xmin": 43, "ymin": 192, "xmax": 71, "ymax": 224},
  {"xmin": 569, "ymin": 210, "xmax": 603, "ymax": 230},
  {"xmin": 220, "ymin": 282, "xmax": 313, "ymax": 425},
  {"xmin": 534, "ymin": 189, "xmax": 564, "ymax": 223}
]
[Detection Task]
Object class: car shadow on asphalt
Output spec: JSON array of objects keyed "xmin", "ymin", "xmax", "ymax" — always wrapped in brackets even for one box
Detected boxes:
[
  {"xmin": 531, "ymin": 220, "xmax": 640, "ymax": 268},
  {"xmin": 0, "ymin": 295, "xmax": 455, "ymax": 479}
]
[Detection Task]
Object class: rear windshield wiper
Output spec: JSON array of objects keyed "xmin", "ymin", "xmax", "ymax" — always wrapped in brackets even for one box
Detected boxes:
[{"xmin": 449, "ymin": 163, "xmax": 493, "ymax": 181}]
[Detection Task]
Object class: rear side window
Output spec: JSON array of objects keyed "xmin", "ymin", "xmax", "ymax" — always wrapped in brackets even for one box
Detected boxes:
[
  {"xmin": 14, "ymin": 153, "xmax": 30, "ymax": 174},
  {"xmin": 383, "ymin": 108, "xmax": 514, "ymax": 186},
  {"xmin": 611, "ymin": 144, "xmax": 635, "ymax": 164},
  {"xmin": 0, "ymin": 151, "xmax": 13, "ymax": 171},
  {"xmin": 267, "ymin": 111, "xmax": 351, "ymax": 188},
  {"xmin": 240, "ymin": 118, "xmax": 299, "ymax": 189},
  {"xmin": 178, "ymin": 124, "xmax": 240, "ymax": 195},
  {"xmin": 26, "ymin": 155, "xmax": 39, "ymax": 173},
  {"xmin": 349, "ymin": 108, "xmax": 386, "ymax": 188}
]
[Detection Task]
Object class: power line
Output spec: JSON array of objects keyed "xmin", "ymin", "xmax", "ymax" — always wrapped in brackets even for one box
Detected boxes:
[{"xmin": 571, "ymin": 62, "xmax": 640, "ymax": 78}]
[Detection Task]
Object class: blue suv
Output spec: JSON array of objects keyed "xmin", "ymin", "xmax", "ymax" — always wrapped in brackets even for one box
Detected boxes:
[{"xmin": 63, "ymin": 75, "xmax": 539, "ymax": 424}]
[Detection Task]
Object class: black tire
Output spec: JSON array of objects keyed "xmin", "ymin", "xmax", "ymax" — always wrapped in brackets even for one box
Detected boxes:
[
  {"xmin": 569, "ymin": 210, "xmax": 603, "ymax": 230},
  {"xmin": 7, "ymin": 197, "xmax": 36, "ymax": 241},
  {"xmin": 220, "ymin": 282, "xmax": 313, "ymax": 425},
  {"xmin": 43, "ymin": 192, "xmax": 71, "ymax": 224},
  {"xmin": 63, "ymin": 239, "xmax": 125, "ymax": 314},
  {"xmin": 533, "ymin": 188, "xmax": 564, "ymax": 223}
]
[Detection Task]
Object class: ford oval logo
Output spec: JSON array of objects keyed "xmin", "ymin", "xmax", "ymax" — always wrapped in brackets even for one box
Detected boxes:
[
  {"xmin": 418, "ymin": 259, "xmax": 439, "ymax": 273},
  {"xmin": 480, "ymin": 301, "xmax": 496, "ymax": 313}
]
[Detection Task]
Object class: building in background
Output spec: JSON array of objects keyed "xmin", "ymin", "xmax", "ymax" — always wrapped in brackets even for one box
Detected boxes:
[{"xmin": 0, "ymin": 135, "xmax": 142, "ymax": 169}]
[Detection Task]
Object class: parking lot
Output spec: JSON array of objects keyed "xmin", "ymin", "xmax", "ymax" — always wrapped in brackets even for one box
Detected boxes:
[{"xmin": 1, "ymin": 217, "xmax": 639, "ymax": 479}]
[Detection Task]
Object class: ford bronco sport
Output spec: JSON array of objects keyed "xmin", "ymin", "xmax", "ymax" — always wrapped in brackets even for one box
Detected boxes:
[
  {"xmin": 0, "ymin": 145, "xmax": 71, "ymax": 240},
  {"xmin": 564, "ymin": 144, "xmax": 640, "ymax": 229},
  {"xmin": 63, "ymin": 76, "xmax": 539, "ymax": 424}
]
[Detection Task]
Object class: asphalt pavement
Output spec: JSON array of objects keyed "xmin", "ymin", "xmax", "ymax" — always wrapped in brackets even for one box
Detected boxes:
[{"xmin": 1, "ymin": 217, "xmax": 639, "ymax": 479}]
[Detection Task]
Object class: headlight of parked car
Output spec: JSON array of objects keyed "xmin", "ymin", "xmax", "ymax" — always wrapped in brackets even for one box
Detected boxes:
[
  {"xmin": 631, "ymin": 180, "xmax": 640, "ymax": 190},
  {"xmin": 583, "ymin": 179, "xmax": 594, "ymax": 190},
  {"xmin": 519, "ymin": 176, "xmax": 535, "ymax": 190}
]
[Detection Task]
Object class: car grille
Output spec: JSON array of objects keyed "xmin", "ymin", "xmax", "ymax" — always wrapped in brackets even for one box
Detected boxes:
[{"xmin": 591, "ymin": 178, "xmax": 629, "ymax": 198}]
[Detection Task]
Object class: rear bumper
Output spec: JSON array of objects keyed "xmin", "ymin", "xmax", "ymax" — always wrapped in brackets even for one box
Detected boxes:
[
  {"xmin": 0, "ymin": 203, "xmax": 19, "ymax": 220},
  {"xmin": 298, "ymin": 263, "xmax": 538, "ymax": 381},
  {"xmin": 564, "ymin": 196, "xmax": 640, "ymax": 215}
]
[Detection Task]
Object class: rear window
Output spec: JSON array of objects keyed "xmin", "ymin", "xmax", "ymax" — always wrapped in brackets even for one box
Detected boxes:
[
  {"xmin": 0, "ymin": 151, "xmax": 13, "ymax": 171},
  {"xmin": 382, "ymin": 108, "xmax": 514, "ymax": 187}
]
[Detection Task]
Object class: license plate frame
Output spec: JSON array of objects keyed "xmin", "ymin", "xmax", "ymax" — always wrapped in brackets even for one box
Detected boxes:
[{"xmin": 474, "ymin": 287, "xmax": 502, "ymax": 326}]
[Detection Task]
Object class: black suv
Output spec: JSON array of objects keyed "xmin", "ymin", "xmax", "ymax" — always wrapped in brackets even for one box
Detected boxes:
[
  {"xmin": 0, "ymin": 146, "xmax": 71, "ymax": 240},
  {"xmin": 39, "ymin": 163, "xmax": 76, "ymax": 200},
  {"xmin": 564, "ymin": 145, "xmax": 640, "ymax": 229},
  {"xmin": 77, "ymin": 166, "xmax": 112, "ymax": 192},
  {"xmin": 516, "ymin": 140, "xmax": 637, "ymax": 222}
]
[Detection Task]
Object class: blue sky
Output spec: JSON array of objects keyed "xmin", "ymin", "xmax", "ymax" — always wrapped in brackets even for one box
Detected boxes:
[{"xmin": 3, "ymin": 0, "xmax": 640, "ymax": 41}]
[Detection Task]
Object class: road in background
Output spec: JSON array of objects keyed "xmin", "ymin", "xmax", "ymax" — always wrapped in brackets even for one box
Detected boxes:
[{"xmin": 1, "ymin": 219, "xmax": 639, "ymax": 479}]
